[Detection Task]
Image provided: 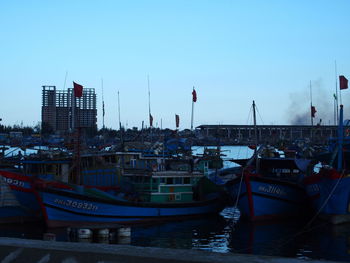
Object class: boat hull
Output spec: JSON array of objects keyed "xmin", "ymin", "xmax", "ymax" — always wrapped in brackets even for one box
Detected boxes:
[
  {"xmin": 0, "ymin": 171, "xmax": 42, "ymax": 223},
  {"xmin": 229, "ymin": 175, "xmax": 308, "ymax": 221},
  {"xmin": 38, "ymin": 187, "xmax": 227, "ymax": 227},
  {"xmin": 304, "ymin": 171, "xmax": 350, "ymax": 224}
]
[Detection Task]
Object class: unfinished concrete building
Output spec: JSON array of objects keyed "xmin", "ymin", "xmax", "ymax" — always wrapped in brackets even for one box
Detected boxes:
[{"xmin": 41, "ymin": 85, "xmax": 97, "ymax": 133}]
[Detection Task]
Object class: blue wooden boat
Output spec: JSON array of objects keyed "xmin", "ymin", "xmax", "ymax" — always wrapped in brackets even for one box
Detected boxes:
[
  {"xmin": 226, "ymin": 101, "xmax": 310, "ymax": 221},
  {"xmin": 227, "ymin": 156, "xmax": 309, "ymax": 221},
  {"xmin": 0, "ymin": 150, "xmax": 121, "ymax": 224},
  {"xmin": 36, "ymin": 168, "xmax": 228, "ymax": 227},
  {"xmin": 0, "ymin": 169, "xmax": 41, "ymax": 223},
  {"xmin": 304, "ymin": 104, "xmax": 350, "ymax": 224}
]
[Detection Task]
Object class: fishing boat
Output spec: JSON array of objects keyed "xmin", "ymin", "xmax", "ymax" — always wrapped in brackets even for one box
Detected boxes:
[
  {"xmin": 304, "ymin": 104, "xmax": 350, "ymax": 224},
  {"xmin": 0, "ymin": 151, "xmax": 73, "ymax": 223},
  {"xmin": 226, "ymin": 101, "xmax": 310, "ymax": 221},
  {"xmin": 0, "ymin": 171, "xmax": 41, "ymax": 224},
  {"xmin": 0, "ymin": 148, "xmax": 122, "ymax": 224},
  {"xmin": 35, "ymin": 158, "xmax": 227, "ymax": 227}
]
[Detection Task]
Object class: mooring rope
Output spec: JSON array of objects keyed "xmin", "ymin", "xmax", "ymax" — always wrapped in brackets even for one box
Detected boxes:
[{"xmin": 270, "ymin": 169, "xmax": 346, "ymax": 252}]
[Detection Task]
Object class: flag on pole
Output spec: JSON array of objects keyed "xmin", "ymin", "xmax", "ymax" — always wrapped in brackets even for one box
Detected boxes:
[
  {"xmin": 175, "ymin": 114, "xmax": 180, "ymax": 128},
  {"xmin": 73, "ymin": 82, "xmax": 83, "ymax": 97},
  {"xmin": 311, "ymin": 106, "xmax": 317, "ymax": 118},
  {"xmin": 340, "ymin": 75, "xmax": 348, "ymax": 90},
  {"xmin": 192, "ymin": 88, "xmax": 197, "ymax": 102},
  {"xmin": 149, "ymin": 114, "xmax": 153, "ymax": 127},
  {"xmin": 333, "ymin": 93, "xmax": 337, "ymax": 100}
]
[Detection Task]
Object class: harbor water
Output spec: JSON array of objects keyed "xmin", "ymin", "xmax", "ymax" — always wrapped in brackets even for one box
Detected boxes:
[{"xmin": 1, "ymin": 146, "xmax": 350, "ymax": 262}]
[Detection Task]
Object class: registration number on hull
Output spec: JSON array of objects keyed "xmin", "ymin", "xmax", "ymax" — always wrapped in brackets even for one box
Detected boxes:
[{"xmin": 54, "ymin": 198, "xmax": 98, "ymax": 211}]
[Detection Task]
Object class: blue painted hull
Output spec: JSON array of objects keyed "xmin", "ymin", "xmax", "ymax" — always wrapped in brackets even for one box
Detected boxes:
[
  {"xmin": 304, "ymin": 171, "xmax": 350, "ymax": 224},
  {"xmin": 229, "ymin": 175, "xmax": 308, "ymax": 221},
  {"xmin": 38, "ymin": 187, "xmax": 227, "ymax": 227},
  {"xmin": 0, "ymin": 172, "xmax": 42, "ymax": 223}
]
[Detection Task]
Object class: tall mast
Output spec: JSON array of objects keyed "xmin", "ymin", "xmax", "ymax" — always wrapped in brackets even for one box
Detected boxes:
[
  {"xmin": 253, "ymin": 100, "xmax": 258, "ymax": 153},
  {"xmin": 191, "ymin": 86, "xmax": 196, "ymax": 130},
  {"xmin": 117, "ymin": 90, "xmax": 121, "ymax": 130},
  {"xmin": 117, "ymin": 90, "xmax": 123, "ymax": 144},
  {"xmin": 252, "ymin": 100, "xmax": 258, "ymax": 172},
  {"xmin": 148, "ymin": 75, "xmax": 152, "ymax": 127},
  {"xmin": 102, "ymin": 78, "xmax": 105, "ymax": 130},
  {"xmin": 335, "ymin": 60, "xmax": 339, "ymax": 123},
  {"xmin": 71, "ymin": 87, "xmax": 75, "ymax": 131},
  {"xmin": 310, "ymin": 80, "xmax": 313, "ymax": 126},
  {"xmin": 337, "ymin": 104, "xmax": 344, "ymax": 172}
]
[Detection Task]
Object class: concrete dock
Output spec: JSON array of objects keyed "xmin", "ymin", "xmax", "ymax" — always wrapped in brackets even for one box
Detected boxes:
[{"xmin": 0, "ymin": 237, "xmax": 339, "ymax": 263}]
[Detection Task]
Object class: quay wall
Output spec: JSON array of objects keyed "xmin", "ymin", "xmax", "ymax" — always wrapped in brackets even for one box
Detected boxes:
[{"xmin": 0, "ymin": 237, "xmax": 339, "ymax": 263}]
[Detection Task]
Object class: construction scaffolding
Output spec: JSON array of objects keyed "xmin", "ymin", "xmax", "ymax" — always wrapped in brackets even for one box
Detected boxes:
[{"xmin": 41, "ymin": 86, "xmax": 97, "ymax": 133}]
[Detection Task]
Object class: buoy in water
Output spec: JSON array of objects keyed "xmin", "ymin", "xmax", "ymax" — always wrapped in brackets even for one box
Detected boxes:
[
  {"xmin": 78, "ymin": 228, "xmax": 92, "ymax": 239},
  {"xmin": 118, "ymin": 227, "xmax": 131, "ymax": 237}
]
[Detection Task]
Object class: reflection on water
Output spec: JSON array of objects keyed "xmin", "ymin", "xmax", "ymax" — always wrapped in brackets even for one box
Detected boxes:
[{"xmin": 1, "ymin": 207, "xmax": 350, "ymax": 262}]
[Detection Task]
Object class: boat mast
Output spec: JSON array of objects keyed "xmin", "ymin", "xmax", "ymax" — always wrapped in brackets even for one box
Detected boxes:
[
  {"xmin": 252, "ymin": 101, "xmax": 258, "ymax": 152},
  {"xmin": 148, "ymin": 75, "xmax": 153, "ymax": 143},
  {"xmin": 191, "ymin": 87, "xmax": 196, "ymax": 131},
  {"xmin": 253, "ymin": 100, "xmax": 258, "ymax": 172},
  {"xmin": 335, "ymin": 60, "xmax": 339, "ymax": 124},
  {"xmin": 310, "ymin": 81, "xmax": 314, "ymax": 126},
  {"xmin": 118, "ymin": 90, "xmax": 121, "ymax": 129},
  {"xmin": 117, "ymin": 90, "xmax": 123, "ymax": 144},
  {"xmin": 337, "ymin": 104, "xmax": 344, "ymax": 172}
]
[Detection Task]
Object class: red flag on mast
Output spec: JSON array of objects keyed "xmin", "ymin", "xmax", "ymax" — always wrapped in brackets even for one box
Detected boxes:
[
  {"xmin": 311, "ymin": 106, "xmax": 317, "ymax": 118},
  {"xmin": 73, "ymin": 82, "xmax": 83, "ymax": 97},
  {"xmin": 340, "ymin": 75, "xmax": 348, "ymax": 90},
  {"xmin": 149, "ymin": 114, "xmax": 153, "ymax": 127},
  {"xmin": 175, "ymin": 114, "xmax": 180, "ymax": 128},
  {"xmin": 192, "ymin": 88, "xmax": 197, "ymax": 102}
]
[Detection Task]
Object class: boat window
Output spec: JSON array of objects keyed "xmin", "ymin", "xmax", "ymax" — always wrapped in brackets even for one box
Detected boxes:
[
  {"xmin": 184, "ymin": 177, "xmax": 190, "ymax": 184},
  {"xmin": 46, "ymin": 164, "xmax": 54, "ymax": 173},
  {"xmin": 160, "ymin": 178, "xmax": 166, "ymax": 184},
  {"xmin": 130, "ymin": 159, "xmax": 136, "ymax": 168},
  {"xmin": 166, "ymin": 178, "xmax": 173, "ymax": 184},
  {"xmin": 175, "ymin": 177, "xmax": 182, "ymax": 184}
]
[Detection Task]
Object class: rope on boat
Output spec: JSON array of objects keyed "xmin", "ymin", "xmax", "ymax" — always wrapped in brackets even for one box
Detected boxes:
[
  {"xmin": 304, "ymin": 169, "xmax": 345, "ymax": 228},
  {"xmin": 267, "ymin": 170, "xmax": 346, "ymax": 252},
  {"xmin": 233, "ymin": 169, "xmax": 245, "ymax": 217},
  {"xmin": 232, "ymin": 145, "xmax": 265, "ymax": 219}
]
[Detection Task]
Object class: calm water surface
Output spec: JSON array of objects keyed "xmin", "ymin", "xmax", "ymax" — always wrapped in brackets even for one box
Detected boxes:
[{"xmin": 1, "ymin": 146, "xmax": 350, "ymax": 262}]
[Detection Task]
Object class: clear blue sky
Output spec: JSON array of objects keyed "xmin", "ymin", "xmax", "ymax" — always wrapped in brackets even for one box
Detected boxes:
[{"xmin": 1, "ymin": 0, "xmax": 350, "ymax": 129}]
